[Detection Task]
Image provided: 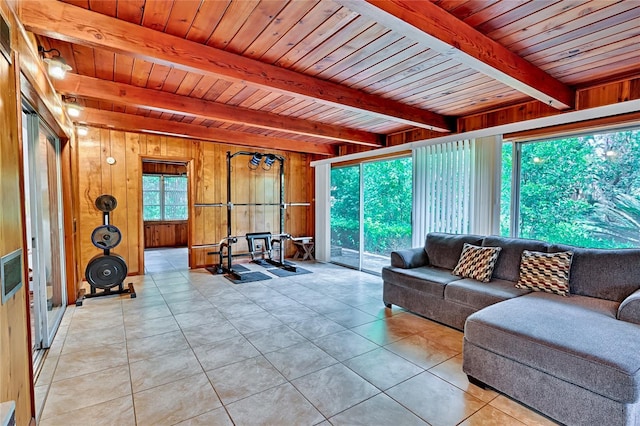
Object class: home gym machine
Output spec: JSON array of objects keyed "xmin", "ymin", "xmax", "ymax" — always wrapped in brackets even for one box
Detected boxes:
[
  {"xmin": 77, "ymin": 194, "xmax": 136, "ymax": 306},
  {"xmin": 211, "ymin": 151, "xmax": 300, "ymax": 281}
]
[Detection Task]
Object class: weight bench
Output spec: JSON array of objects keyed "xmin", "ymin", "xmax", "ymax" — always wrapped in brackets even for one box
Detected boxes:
[{"xmin": 246, "ymin": 232, "xmax": 296, "ymax": 272}]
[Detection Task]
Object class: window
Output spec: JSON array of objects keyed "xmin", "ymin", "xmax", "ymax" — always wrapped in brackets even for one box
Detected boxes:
[
  {"xmin": 504, "ymin": 129, "xmax": 640, "ymax": 248},
  {"xmin": 143, "ymin": 174, "xmax": 188, "ymax": 221}
]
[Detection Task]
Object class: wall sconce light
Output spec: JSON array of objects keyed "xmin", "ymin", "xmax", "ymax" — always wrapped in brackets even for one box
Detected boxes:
[
  {"xmin": 38, "ymin": 46, "xmax": 72, "ymax": 80},
  {"xmin": 248, "ymin": 153, "xmax": 263, "ymax": 170},
  {"xmin": 63, "ymin": 96, "xmax": 83, "ymax": 118},
  {"xmin": 263, "ymin": 154, "xmax": 277, "ymax": 170},
  {"xmin": 76, "ymin": 124, "xmax": 89, "ymax": 136}
]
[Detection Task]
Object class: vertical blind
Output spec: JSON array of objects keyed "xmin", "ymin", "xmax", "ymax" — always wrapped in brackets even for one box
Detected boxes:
[
  {"xmin": 412, "ymin": 136, "xmax": 501, "ymax": 246},
  {"xmin": 412, "ymin": 140, "xmax": 476, "ymax": 246}
]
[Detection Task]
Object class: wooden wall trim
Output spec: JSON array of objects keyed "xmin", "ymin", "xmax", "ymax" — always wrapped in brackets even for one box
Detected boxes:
[{"xmin": 505, "ymin": 111, "xmax": 640, "ymax": 142}]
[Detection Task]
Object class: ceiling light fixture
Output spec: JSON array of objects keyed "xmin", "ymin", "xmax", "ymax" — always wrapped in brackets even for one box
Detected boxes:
[
  {"xmin": 62, "ymin": 96, "xmax": 83, "ymax": 118},
  {"xmin": 38, "ymin": 46, "xmax": 72, "ymax": 80},
  {"xmin": 76, "ymin": 124, "xmax": 89, "ymax": 136}
]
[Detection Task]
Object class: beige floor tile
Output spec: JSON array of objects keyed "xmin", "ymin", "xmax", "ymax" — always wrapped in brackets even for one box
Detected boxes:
[
  {"xmin": 350, "ymin": 318, "xmax": 417, "ymax": 346},
  {"xmin": 181, "ymin": 321, "xmax": 241, "ymax": 347},
  {"xmin": 41, "ymin": 365, "xmax": 131, "ymax": 419},
  {"xmin": 264, "ymin": 341, "xmax": 338, "ymax": 380},
  {"xmin": 386, "ymin": 371, "xmax": 485, "ymax": 425},
  {"xmin": 193, "ymin": 335, "xmax": 260, "ymax": 371},
  {"xmin": 206, "ymin": 356, "xmax": 286, "ymax": 404},
  {"xmin": 329, "ymin": 393, "xmax": 427, "ymax": 426},
  {"xmin": 416, "ymin": 324, "xmax": 464, "ymax": 353},
  {"xmin": 489, "ymin": 396, "xmax": 560, "ymax": 426},
  {"xmin": 429, "ymin": 354, "xmax": 499, "ymax": 403},
  {"xmin": 225, "ymin": 382, "xmax": 324, "ymax": 426},
  {"xmin": 267, "ymin": 305, "xmax": 321, "ymax": 323},
  {"xmin": 121, "ymin": 294, "xmax": 166, "ymax": 311},
  {"xmin": 173, "ymin": 308, "xmax": 227, "ymax": 329},
  {"xmin": 292, "ymin": 363, "xmax": 380, "ymax": 418},
  {"xmin": 168, "ymin": 298, "xmax": 215, "ymax": 315},
  {"xmin": 244, "ymin": 324, "xmax": 307, "ymax": 353},
  {"xmin": 122, "ymin": 302, "xmax": 173, "ymax": 324},
  {"xmin": 62, "ymin": 325, "xmax": 126, "ymax": 354},
  {"xmin": 134, "ymin": 373, "xmax": 222, "ymax": 426},
  {"xmin": 130, "ymin": 348, "xmax": 203, "ymax": 392},
  {"xmin": 157, "ymin": 282, "xmax": 194, "ymax": 294},
  {"xmin": 323, "ymin": 307, "xmax": 378, "ymax": 328},
  {"xmin": 227, "ymin": 311, "xmax": 284, "ymax": 333},
  {"xmin": 385, "ymin": 333, "xmax": 458, "ymax": 370},
  {"xmin": 124, "ymin": 314, "xmax": 180, "ymax": 340},
  {"xmin": 54, "ymin": 341, "xmax": 128, "ymax": 381},
  {"xmin": 126, "ymin": 330, "xmax": 191, "ymax": 363},
  {"xmin": 39, "ymin": 395, "xmax": 135, "ymax": 426},
  {"xmin": 344, "ymin": 347, "xmax": 423, "ymax": 390},
  {"xmin": 174, "ymin": 407, "xmax": 234, "ymax": 426},
  {"xmin": 34, "ymin": 385, "xmax": 48, "ymax": 421},
  {"xmin": 35, "ymin": 353, "xmax": 59, "ymax": 387},
  {"xmin": 460, "ymin": 404, "xmax": 526, "ymax": 425},
  {"xmin": 289, "ymin": 316, "xmax": 346, "ymax": 339},
  {"xmin": 313, "ymin": 329, "xmax": 379, "ymax": 361}
]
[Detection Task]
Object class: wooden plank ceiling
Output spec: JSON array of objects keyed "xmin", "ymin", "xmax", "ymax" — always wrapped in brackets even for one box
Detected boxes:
[{"xmin": 19, "ymin": 0, "xmax": 640, "ymax": 155}]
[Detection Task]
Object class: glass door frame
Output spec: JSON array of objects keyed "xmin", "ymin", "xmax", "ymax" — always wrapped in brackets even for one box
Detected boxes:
[
  {"xmin": 23, "ymin": 104, "xmax": 67, "ymax": 349},
  {"xmin": 330, "ymin": 155, "xmax": 413, "ymax": 275}
]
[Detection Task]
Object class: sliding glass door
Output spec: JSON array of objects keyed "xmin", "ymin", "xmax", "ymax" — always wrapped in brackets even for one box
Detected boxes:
[
  {"xmin": 330, "ymin": 165, "xmax": 360, "ymax": 268},
  {"xmin": 23, "ymin": 107, "xmax": 66, "ymax": 355},
  {"xmin": 330, "ymin": 157, "xmax": 412, "ymax": 273}
]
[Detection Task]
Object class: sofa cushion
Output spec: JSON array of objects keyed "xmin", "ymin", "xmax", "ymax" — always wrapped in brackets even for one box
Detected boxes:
[
  {"xmin": 445, "ymin": 278, "xmax": 530, "ymax": 311},
  {"xmin": 452, "ymin": 243, "xmax": 501, "ymax": 282},
  {"xmin": 425, "ymin": 233, "xmax": 484, "ymax": 270},
  {"xmin": 618, "ymin": 289, "xmax": 640, "ymax": 325},
  {"xmin": 482, "ymin": 236, "xmax": 549, "ymax": 283},
  {"xmin": 465, "ymin": 292, "xmax": 640, "ymax": 403},
  {"xmin": 549, "ymin": 244, "xmax": 640, "ymax": 302},
  {"xmin": 516, "ymin": 250, "xmax": 573, "ymax": 296},
  {"xmin": 381, "ymin": 266, "xmax": 460, "ymax": 298}
]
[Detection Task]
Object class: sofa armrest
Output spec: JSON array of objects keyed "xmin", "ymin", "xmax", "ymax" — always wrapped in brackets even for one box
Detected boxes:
[
  {"xmin": 618, "ymin": 289, "xmax": 640, "ymax": 325},
  {"xmin": 390, "ymin": 248, "xmax": 429, "ymax": 269}
]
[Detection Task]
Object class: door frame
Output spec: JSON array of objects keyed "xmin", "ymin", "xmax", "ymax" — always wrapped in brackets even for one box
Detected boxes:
[{"xmin": 139, "ymin": 156, "xmax": 194, "ymax": 273}]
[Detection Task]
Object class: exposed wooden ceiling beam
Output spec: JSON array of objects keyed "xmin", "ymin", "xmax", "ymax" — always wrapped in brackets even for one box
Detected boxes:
[
  {"xmin": 20, "ymin": 0, "xmax": 453, "ymax": 132},
  {"xmin": 54, "ymin": 74, "xmax": 383, "ymax": 147},
  {"xmin": 338, "ymin": 0, "xmax": 575, "ymax": 110},
  {"xmin": 77, "ymin": 108, "xmax": 337, "ymax": 156}
]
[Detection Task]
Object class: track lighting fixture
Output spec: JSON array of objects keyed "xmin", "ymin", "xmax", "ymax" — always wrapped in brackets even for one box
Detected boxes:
[
  {"xmin": 263, "ymin": 154, "xmax": 277, "ymax": 170},
  {"xmin": 248, "ymin": 153, "xmax": 263, "ymax": 170},
  {"xmin": 38, "ymin": 46, "xmax": 71, "ymax": 80}
]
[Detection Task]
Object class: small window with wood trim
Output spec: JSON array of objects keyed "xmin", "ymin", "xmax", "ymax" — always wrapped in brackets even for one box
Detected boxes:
[{"xmin": 143, "ymin": 174, "xmax": 187, "ymax": 221}]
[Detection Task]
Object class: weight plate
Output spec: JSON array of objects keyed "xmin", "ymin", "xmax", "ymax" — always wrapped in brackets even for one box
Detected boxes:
[
  {"xmin": 85, "ymin": 254, "xmax": 128, "ymax": 289},
  {"xmin": 91, "ymin": 225, "xmax": 122, "ymax": 249},
  {"xmin": 95, "ymin": 194, "xmax": 118, "ymax": 212}
]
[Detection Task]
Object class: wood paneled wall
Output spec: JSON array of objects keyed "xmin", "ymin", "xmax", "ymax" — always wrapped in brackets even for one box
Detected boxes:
[
  {"xmin": 76, "ymin": 128, "xmax": 314, "ymax": 275},
  {"xmin": 0, "ymin": 3, "xmax": 31, "ymax": 425}
]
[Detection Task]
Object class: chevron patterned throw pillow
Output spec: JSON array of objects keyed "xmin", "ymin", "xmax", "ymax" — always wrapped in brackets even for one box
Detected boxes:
[
  {"xmin": 452, "ymin": 243, "xmax": 502, "ymax": 283},
  {"xmin": 516, "ymin": 250, "xmax": 574, "ymax": 296}
]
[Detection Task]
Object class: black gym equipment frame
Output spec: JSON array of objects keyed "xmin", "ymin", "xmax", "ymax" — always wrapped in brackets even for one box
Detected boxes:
[
  {"xmin": 216, "ymin": 151, "xmax": 296, "ymax": 281},
  {"xmin": 77, "ymin": 195, "xmax": 136, "ymax": 306}
]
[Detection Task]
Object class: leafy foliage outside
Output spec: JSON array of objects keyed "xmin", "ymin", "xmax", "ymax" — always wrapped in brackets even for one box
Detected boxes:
[
  {"xmin": 143, "ymin": 174, "xmax": 188, "ymax": 221},
  {"xmin": 503, "ymin": 130, "xmax": 640, "ymax": 248},
  {"xmin": 330, "ymin": 158, "xmax": 412, "ymax": 256}
]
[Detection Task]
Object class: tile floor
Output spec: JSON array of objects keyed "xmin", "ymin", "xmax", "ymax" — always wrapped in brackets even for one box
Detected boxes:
[{"xmin": 35, "ymin": 248, "xmax": 558, "ymax": 425}]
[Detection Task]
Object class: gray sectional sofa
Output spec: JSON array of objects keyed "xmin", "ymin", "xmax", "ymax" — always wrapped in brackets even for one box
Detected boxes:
[{"xmin": 382, "ymin": 233, "xmax": 640, "ymax": 426}]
